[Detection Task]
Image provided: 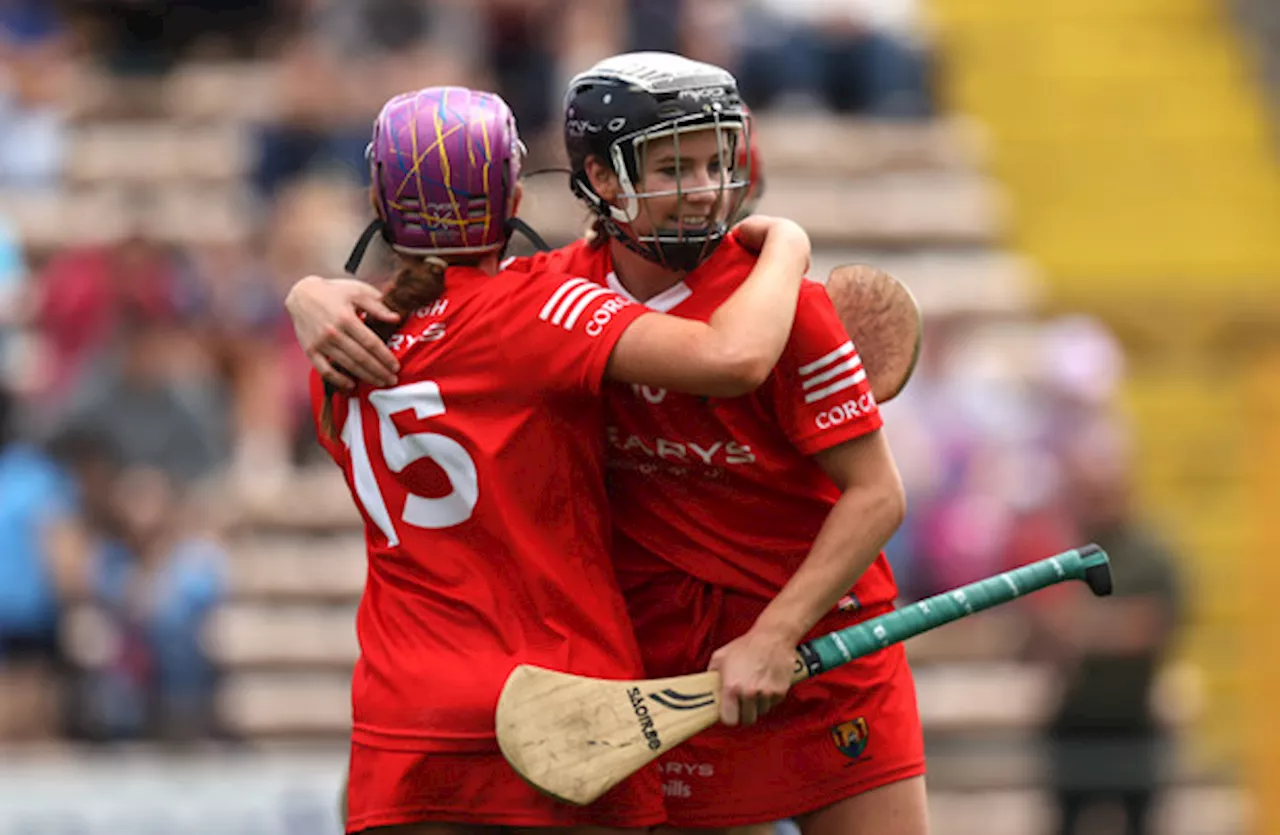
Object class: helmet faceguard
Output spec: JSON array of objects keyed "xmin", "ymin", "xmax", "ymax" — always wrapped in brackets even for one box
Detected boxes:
[
  {"xmin": 731, "ymin": 103, "xmax": 765, "ymax": 223},
  {"xmin": 564, "ymin": 53, "xmax": 753, "ymax": 273}
]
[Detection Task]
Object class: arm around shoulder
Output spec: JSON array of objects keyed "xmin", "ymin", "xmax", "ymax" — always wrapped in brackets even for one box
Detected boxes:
[{"xmin": 605, "ymin": 217, "xmax": 810, "ymax": 397}]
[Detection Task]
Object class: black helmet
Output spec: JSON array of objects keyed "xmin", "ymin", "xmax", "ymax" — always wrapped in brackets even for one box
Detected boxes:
[{"xmin": 564, "ymin": 52, "xmax": 753, "ymax": 272}]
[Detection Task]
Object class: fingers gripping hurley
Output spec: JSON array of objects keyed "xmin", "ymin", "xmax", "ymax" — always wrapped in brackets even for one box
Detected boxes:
[
  {"xmin": 496, "ymin": 545, "xmax": 1112, "ymax": 806},
  {"xmin": 825, "ymin": 264, "xmax": 923, "ymax": 403}
]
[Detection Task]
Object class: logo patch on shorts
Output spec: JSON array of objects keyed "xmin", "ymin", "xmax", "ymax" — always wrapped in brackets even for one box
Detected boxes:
[{"xmin": 830, "ymin": 717, "xmax": 870, "ymax": 759}]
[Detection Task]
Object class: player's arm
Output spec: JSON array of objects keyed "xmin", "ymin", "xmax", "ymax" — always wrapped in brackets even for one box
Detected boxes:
[
  {"xmin": 755, "ymin": 431, "xmax": 905, "ymax": 643},
  {"xmin": 604, "ymin": 216, "xmax": 809, "ymax": 397},
  {"xmin": 707, "ymin": 284, "xmax": 908, "ymax": 726},
  {"xmin": 709, "ymin": 431, "xmax": 906, "ymax": 727}
]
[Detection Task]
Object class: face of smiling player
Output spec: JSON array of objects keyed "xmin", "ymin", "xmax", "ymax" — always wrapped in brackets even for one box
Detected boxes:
[
  {"xmin": 586, "ymin": 125, "xmax": 746, "ymax": 245},
  {"xmin": 626, "ymin": 126, "xmax": 737, "ymax": 241}
]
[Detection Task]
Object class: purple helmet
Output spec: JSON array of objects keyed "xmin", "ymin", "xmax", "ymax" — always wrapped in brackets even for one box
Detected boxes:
[{"xmin": 366, "ymin": 86, "xmax": 525, "ymax": 258}]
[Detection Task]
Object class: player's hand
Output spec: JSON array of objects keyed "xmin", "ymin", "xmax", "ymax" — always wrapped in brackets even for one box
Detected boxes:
[
  {"xmin": 733, "ymin": 215, "xmax": 811, "ymax": 273},
  {"xmin": 708, "ymin": 627, "xmax": 796, "ymax": 727},
  {"xmin": 286, "ymin": 276, "xmax": 401, "ymax": 391}
]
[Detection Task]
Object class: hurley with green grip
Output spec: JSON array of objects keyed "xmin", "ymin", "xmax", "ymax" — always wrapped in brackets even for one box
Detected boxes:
[
  {"xmin": 792, "ymin": 543, "xmax": 1112, "ymax": 681},
  {"xmin": 495, "ymin": 544, "xmax": 1113, "ymax": 807}
]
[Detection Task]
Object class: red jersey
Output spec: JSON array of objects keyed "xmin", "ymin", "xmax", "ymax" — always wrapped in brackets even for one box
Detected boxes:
[
  {"xmin": 310, "ymin": 264, "xmax": 649, "ymax": 753},
  {"xmin": 508, "ymin": 237, "xmax": 899, "ymax": 612}
]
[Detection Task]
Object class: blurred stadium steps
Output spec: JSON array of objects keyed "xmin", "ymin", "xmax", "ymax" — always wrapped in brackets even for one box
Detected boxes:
[{"xmin": 926, "ymin": 0, "xmax": 1280, "ymax": 824}]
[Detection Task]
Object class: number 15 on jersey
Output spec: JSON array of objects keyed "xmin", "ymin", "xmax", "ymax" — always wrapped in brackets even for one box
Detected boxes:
[{"xmin": 340, "ymin": 381, "xmax": 480, "ymax": 543}]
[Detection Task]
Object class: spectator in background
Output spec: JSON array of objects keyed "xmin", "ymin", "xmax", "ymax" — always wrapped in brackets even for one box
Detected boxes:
[
  {"xmin": 65, "ymin": 0, "xmax": 172, "ymax": 75},
  {"xmin": 177, "ymin": 234, "xmax": 296, "ymax": 495},
  {"xmin": 0, "ymin": 385, "xmax": 61, "ymax": 656},
  {"xmin": 292, "ymin": 0, "xmax": 475, "ymax": 102},
  {"xmin": 66, "ymin": 0, "xmax": 277, "ymax": 74},
  {"xmin": 302, "ymin": 0, "xmax": 434, "ymax": 58},
  {"xmin": 1035, "ymin": 314, "xmax": 1129, "ymax": 436},
  {"xmin": 68, "ymin": 466, "xmax": 228, "ymax": 743},
  {"xmin": 478, "ymin": 0, "xmax": 561, "ymax": 146},
  {"xmin": 56, "ymin": 301, "xmax": 227, "ymax": 486},
  {"xmin": 888, "ymin": 314, "xmax": 1043, "ymax": 598},
  {"xmin": 0, "ymin": 9, "xmax": 70, "ymax": 190},
  {"xmin": 167, "ymin": 0, "xmax": 279, "ymax": 62},
  {"xmin": 31, "ymin": 216, "xmax": 180, "ymax": 412},
  {"xmin": 260, "ymin": 176, "xmax": 371, "ymax": 473},
  {"xmin": 627, "ymin": 0, "xmax": 683, "ymax": 54},
  {"xmin": 251, "ymin": 33, "xmax": 373, "ymax": 198},
  {"xmin": 1029, "ymin": 415, "xmax": 1184, "ymax": 835},
  {"xmin": 735, "ymin": 0, "xmax": 932, "ymax": 117},
  {"xmin": 0, "ymin": 0, "xmax": 61, "ymax": 46},
  {"xmin": 253, "ymin": 0, "xmax": 571, "ymax": 194},
  {"xmin": 989, "ymin": 313, "xmax": 1131, "ymax": 585},
  {"xmin": 0, "ymin": 385, "xmax": 80, "ymax": 740},
  {"xmin": 252, "ymin": 0, "xmax": 478, "ymax": 198},
  {"xmin": 0, "ymin": 218, "xmax": 26, "ymax": 385}
]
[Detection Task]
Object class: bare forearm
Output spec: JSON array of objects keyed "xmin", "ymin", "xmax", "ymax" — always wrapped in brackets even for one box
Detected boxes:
[
  {"xmin": 752, "ymin": 486, "xmax": 905, "ymax": 646},
  {"xmin": 705, "ymin": 228, "xmax": 807, "ymax": 378}
]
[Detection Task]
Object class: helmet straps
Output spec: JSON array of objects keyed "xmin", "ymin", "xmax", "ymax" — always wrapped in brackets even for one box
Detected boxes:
[
  {"xmin": 345, "ymin": 215, "xmax": 551, "ymax": 277},
  {"xmin": 508, "ymin": 217, "xmax": 552, "ymax": 253},
  {"xmin": 344, "ymin": 218, "xmax": 386, "ymax": 276}
]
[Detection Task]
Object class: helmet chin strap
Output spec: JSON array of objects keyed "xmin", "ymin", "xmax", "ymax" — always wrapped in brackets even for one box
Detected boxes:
[
  {"xmin": 601, "ymin": 214, "xmax": 670, "ymax": 266},
  {"xmin": 507, "ymin": 217, "xmax": 552, "ymax": 253},
  {"xmin": 345, "ymin": 219, "xmax": 386, "ymax": 275}
]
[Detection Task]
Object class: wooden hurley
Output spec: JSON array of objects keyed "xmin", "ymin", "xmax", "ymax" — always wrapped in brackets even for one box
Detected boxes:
[{"xmin": 496, "ymin": 546, "xmax": 1112, "ymax": 806}]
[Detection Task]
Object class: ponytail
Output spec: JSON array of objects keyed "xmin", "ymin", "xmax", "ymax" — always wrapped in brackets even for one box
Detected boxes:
[
  {"xmin": 586, "ymin": 216, "xmax": 609, "ymax": 249},
  {"xmin": 319, "ymin": 255, "xmax": 449, "ymax": 442}
]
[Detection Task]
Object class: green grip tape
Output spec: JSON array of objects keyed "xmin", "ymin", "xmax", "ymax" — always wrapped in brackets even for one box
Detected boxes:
[{"xmin": 795, "ymin": 544, "xmax": 1111, "ymax": 679}]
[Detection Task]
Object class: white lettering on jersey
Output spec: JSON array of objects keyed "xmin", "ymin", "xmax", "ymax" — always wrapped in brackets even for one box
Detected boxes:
[
  {"xmin": 539, "ymin": 277, "xmax": 624, "ymax": 334},
  {"xmin": 687, "ymin": 442, "xmax": 723, "ymax": 465},
  {"xmin": 631, "ymin": 384, "xmax": 668, "ymax": 404},
  {"xmin": 655, "ymin": 438, "xmax": 686, "ymax": 460},
  {"xmin": 585, "ymin": 296, "xmax": 633, "ymax": 336},
  {"xmin": 388, "ymin": 323, "xmax": 446, "ymax": 352},
  {"xmin": 415, "ymin": 299, "xmax": 449, "ymax": 318},
  {"xmin": 798, "ymin": 341, "xmax": 868, "ymax": 404},
  {"xmin": 814, "ymin": 393, "xmax": 877, "ymax": 430},
  {"xmin": 621, "ymin": 434, "xmax": 654, "ymax": 456},
  {"xmin": 609, "ymin": 428, "xmax": 755, "ymax": 466}
]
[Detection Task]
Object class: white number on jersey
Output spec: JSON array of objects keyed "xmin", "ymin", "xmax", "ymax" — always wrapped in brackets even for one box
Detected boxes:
[{"xmin": 341, "ymin": 381, "xmax": 479, "ymax": 544}]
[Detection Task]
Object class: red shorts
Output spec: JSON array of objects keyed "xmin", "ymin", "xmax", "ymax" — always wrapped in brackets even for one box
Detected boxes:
[
  {"xmin": 624, "ymin": 571, "xmax": 926, "ymax": 828},
  {"xmin": 345, "ymin": 742, "xmax": 666, "ymax": 832}
]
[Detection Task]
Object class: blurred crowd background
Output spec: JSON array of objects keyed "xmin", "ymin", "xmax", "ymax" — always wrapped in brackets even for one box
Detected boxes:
[{"xmin": 0, "ymin": 0, "xmax": 1277, "ymax": 833}]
